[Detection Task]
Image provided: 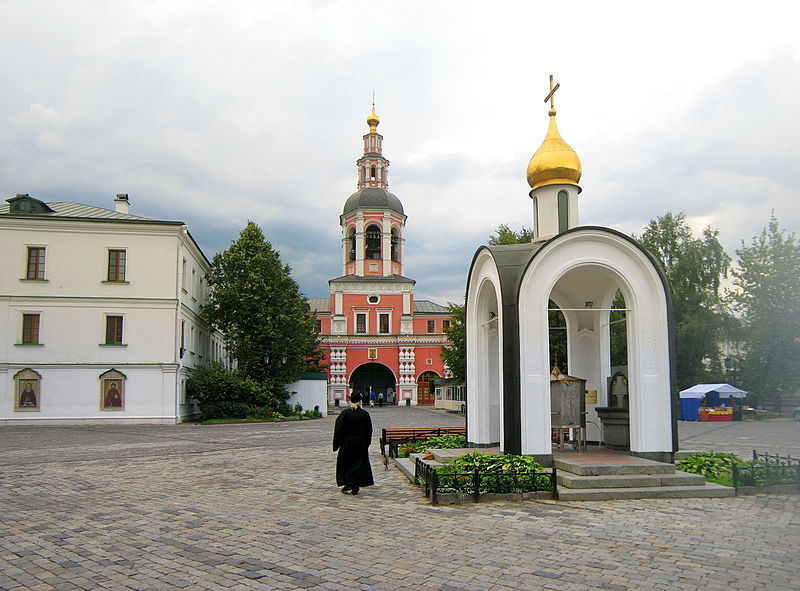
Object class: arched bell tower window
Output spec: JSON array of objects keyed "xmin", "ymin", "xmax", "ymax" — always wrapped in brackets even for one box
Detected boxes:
[
  {"xmin": 557, "ymin": 190, "xmax": 569, "ymax": 234},
  {"xmin": 365, "ymin": 225, "xmax": 381, "ymax": 260},
  {"xmin": 370, "ymin": 166, "xmax": 377, "ymax": 181},
  {"xmin": 391, "ymin": 228, "xmax": 401, "ymax": 263},
  {"xmin": 347, "ymin": 227, "xmax": 356, "ymax": 262}
]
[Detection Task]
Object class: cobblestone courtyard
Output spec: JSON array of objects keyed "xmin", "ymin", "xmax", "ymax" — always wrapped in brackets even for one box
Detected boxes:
[{"xmin": 1, "ymin": 409, "xmax": 798, "ymax": 591}]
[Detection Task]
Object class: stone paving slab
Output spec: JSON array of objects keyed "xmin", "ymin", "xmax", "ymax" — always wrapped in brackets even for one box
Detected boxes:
[{"xmin": 0, "ymin": 408, "xmax": 798, "ymax": 590}]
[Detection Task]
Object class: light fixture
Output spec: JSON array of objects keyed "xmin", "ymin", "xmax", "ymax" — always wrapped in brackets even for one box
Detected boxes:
[{"xmin": 584, "ymin": 301, "xmax": 594, "ymax": 308}]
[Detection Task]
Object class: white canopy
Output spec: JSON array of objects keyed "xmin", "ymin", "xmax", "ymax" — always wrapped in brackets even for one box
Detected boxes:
[{"xmin": 679, "ymin": 383, "xmax": 748, "ymax": 399}]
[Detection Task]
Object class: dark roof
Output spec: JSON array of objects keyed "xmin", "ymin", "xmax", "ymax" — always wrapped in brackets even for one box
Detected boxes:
[
  {"xmin": 329, "ymin": 274, "xmax": 415, "ymax": 285},
  {"xmin": 0, "ymin": 198, "xmax": 180, "ymax": 224},
  {"xmin": 309, "ymin": 298, "xmax": 330, "ymax": 312},
  {"xmin": 413, "ymin": 300, "xmax": 449, "ymax": 314},
  {"xmin": 342, "ymin": 188, "xmax": 404, "ymax": 216}
]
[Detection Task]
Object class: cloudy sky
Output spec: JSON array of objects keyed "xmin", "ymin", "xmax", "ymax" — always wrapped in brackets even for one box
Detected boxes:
[{"xmin": 1, "ymin": 1, "xmax": 798, "ymax": 304}]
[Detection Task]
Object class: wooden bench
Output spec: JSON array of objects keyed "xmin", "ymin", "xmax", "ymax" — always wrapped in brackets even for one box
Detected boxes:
[{"xmin": 380, "ymin": 427, "xmax": 467, "ymax": 458}]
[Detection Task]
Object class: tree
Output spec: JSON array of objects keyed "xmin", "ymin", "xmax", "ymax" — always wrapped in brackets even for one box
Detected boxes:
[
  {"xmin": 440, "ymin": 302, "xmax": 466, "ymax": 383},
  {"xmin": 488, "ymin": 224, "xmax": 533, "ymax": 245},
  {"xmin": 202, "ymin": 222, "xmax": 323, "ymax": 400},
  {"xmin": 637, "ymin": 212, "xmax": 730, "ymax": 389},
  {"xmin": 730, "ymin": 214, "xmax": 800, "ymax": 411}
]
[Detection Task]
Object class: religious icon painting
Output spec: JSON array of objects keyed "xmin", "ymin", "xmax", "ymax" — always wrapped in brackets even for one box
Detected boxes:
[
  {"xmin": 14, "ymin": 368, "xmax": 41, "ymax": 411},
  {"xmin": 99, "ymin": 369, "xmax": 126, "ymax": 411}
]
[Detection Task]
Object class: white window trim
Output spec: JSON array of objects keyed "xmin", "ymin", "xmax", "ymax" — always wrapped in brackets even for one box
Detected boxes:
[
  {"xmin": 377, "ymin": 309, "xmax": 392, "ymax": 334},
  {"xmin": 354, "ymin": 310, "xmax": 369, "ymax": 334},
  {"xmin": 101, "ymin": 312, "xmax": 126, "ymax": 346}
]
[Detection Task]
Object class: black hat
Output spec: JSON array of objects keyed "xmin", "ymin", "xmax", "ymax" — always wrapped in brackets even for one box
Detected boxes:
[{"xmin": 350, "ymin": 392, "xmax": 363, "ymax": 403}]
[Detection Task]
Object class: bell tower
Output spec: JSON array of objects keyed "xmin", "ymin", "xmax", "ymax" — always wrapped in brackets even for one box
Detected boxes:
[{"xmin": 340, "ymin": 102, "xmax": 407, "ymax": 277}]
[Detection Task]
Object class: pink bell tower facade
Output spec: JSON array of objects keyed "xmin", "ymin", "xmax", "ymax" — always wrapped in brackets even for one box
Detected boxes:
[{"xmin": 311, "ymin": 105, "xmax": 452, "ymax": 406}]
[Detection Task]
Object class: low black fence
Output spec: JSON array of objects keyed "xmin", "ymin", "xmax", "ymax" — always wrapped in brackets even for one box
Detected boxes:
[
  {"xmin": 732, "ymin": 451, "xmax": 800, "ymax": 490},
  {"xmin": 415, "ymin": 457, "xmax": 557, "ymax": 505}
]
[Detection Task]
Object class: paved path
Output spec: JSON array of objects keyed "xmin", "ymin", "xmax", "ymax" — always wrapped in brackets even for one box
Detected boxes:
[{"xmin": 1, "ymin": 408, "xmax": 798, "ymax": 591}]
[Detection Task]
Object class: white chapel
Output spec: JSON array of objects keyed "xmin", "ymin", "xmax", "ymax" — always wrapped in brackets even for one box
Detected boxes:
[{"xmin": 465, "ymin": 79, "xmax": 677, "ymax": 464}]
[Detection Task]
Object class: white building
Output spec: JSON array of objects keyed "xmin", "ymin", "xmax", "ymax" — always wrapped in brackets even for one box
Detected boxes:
[{"xmin": 0, "ymin": 193, "xmax": 226, "ymax": 424}]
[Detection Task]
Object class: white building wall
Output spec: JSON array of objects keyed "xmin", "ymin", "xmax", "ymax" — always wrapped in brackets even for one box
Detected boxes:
[
  {"xmin": 286, "ymin": 378, "xmax": 328, "ymax": 414},
  {"xmin": 0, "ymin": 208, "xmax": 222, "ymax": 425}
]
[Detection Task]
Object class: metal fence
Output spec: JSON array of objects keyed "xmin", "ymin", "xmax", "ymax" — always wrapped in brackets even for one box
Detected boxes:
[
  {"xmin": 415, "ymin": 457, "xmax": 557, "ymax": 505},
  {"xmin": 732, "ymin": 450, "xmax": 800, "ymax": 489}
]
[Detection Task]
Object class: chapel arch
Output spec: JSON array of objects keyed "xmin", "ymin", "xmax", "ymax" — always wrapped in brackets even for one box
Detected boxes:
[
  {"xmin": 365, "ymin": 224, "xmax": 382, "ymax": 260},
  {"xmin": 517, "ymin": 230, "xmax": 674, "ymax": 459}
]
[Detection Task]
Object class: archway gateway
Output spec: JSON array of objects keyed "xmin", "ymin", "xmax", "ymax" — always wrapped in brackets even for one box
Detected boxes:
[
  {"xmin": 416, "ymin": 371, "xmax": 440, "ymax": 405},
  {"xmin": 349, "ymin": 363, "xmax": 396, "ymax": 400}
]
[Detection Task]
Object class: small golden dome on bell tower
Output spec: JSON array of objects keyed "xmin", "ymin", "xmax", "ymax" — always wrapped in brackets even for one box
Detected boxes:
[
  {"xmin": 526, "ymin": 76, "xmax": 582, "ymax": 190},
  {"xmin": 366, "ymin": 101, "xmax": 380, "ymax": 134}
]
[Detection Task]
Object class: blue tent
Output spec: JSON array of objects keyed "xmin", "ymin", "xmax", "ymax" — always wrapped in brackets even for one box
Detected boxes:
[{"xmin": 679, "ymin": 383, "xmax": 748, "ymax": 421}]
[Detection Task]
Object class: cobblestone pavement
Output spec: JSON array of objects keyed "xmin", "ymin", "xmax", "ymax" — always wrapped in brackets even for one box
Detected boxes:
[{"xmin": 1, "ymin": 408, "xmax": 798, "ymax": 591}]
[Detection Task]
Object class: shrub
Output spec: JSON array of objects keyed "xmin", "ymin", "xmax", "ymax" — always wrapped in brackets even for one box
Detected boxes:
[
  {"xmin": 187, "ymin": 363, "xmax": 268, "ymax": 408},
  {"xmin": 434, "ymin": 451, "xmax": 550, "ymax": 494},
  {"xmin": 202, "ymin": 401, "xmax": 261, "ymax": 420},
  {"xmin": 677, "ymin": 451, "xmax": 744, "ymax": 480},
  {"xmin": 398, "ymin": 435, "xmax": 467, "ymax": 458}
]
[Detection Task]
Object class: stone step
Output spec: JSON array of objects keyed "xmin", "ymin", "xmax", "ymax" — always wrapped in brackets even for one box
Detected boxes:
[
  {"xmin": 558, "ymin": 471, "xmax": 706, "ymax": 489},
  {"xmin": 393, "ymin": 457, "xmax": 417, "ymax": 483},
  {"xmin": 555, "ymin": 456, "xmax": 675, "ymax": 476},
  {"xmin": 557, "ymin": 482, "xmax": 735, "ymax": 501}
]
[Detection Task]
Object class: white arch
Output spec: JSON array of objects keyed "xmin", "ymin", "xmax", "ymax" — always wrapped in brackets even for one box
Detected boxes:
[
  {"xmin": 465, "ymin": 249, "xmax": 504, "ymax": 448},
  {"xmin": 518, "ymin": 230, "xmax": 672, "ymax": 456}
]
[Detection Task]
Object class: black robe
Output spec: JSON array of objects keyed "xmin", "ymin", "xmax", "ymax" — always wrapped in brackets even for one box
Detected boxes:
[{"xmin": 333, "ymin": 406, "xmax": 374, "ymax": 488}]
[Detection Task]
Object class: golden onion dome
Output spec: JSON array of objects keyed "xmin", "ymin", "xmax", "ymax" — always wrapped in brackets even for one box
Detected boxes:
[
  {"xmin": 526, "ymin": 108, "xmax": 582, "ymax": 190},
  {"xmin": 366, "ymin": 103, "xmax": 380, "ymax": 133}
]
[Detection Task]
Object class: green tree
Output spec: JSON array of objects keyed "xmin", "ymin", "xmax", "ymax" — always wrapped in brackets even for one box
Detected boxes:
[
  {"xmin": 440, "ymin": 302, "xmax": 466, "ymax": 382},
  {"xmin": 202, "ymin": 222, "xmax": 323, "ymax": 401},
  {"xmin": 730, "ymin": 214, "xmax": 800, "ymax": 411},
  {"xmin": 637, "ymin": 212, "xmax": 730, "ymax": 389},
  {"xmin": 488, "ymin": 224, "xmax": 533, "ymax": 245}
]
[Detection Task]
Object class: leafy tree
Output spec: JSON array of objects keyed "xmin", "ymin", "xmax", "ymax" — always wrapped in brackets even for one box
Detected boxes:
[
  {"xmin": 730, "ymin": 214, "xmax": 800, "ymax": 411},
  {"xmin": 637, "ymin": 212, "xmax": 730, "ymax": 389},
  {"xmin": 441, "ymin": 302, "xmax": 466, "ymax": 383},
  {"xmin": 609, "ymin": 290, "xmax": 627, "ymax": 367},
  {"xmin": 202, "ymin": 222, "xmax": 323, "ymax": 401},
  {"xmin": 488, "ymin": 224, "xmax": 533, "ymax": 245}
]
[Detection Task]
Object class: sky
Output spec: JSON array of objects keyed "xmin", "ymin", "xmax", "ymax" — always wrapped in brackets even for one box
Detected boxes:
[{"xmin": 1, "ymin": 1, "xmax": 798, "ymax": 304}]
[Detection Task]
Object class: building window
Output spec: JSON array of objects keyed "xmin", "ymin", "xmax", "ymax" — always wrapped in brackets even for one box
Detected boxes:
[
  {"xmin": 315, "ymin": 319, "xmax": 322, "ymax": 333},
  {"xmin": 379, "ymin": 313, "xmax": 390, "ymax": 334},
  {"xmin": 391, "ymin": 228, "xmax": 401, "ymax": 263},
  {"xmin": 368, "ymin": 348, "xmax": 378, "ymax": 360},
  {"xmin": 22, "ymin": 314, "xmax": 40, "ymax": 344},
  {"xmin": 368, "ymin": 295, "xmax": 380, "ymax": 304},
  {"xmin": 105, "ymin": 316, "xmax": 124, "ymax": 345},
  {"xmin": 558, "ymin": 190, "xmax": 569, "ymax": 234},
  {"xmin": 365, "ymin": 225, "xmax": 381, "ymax": 260},
  {"xmin": 370, "ymin": 166, "xmax": 376, "ymax": 181},
  {"xmin": 347, "ymin": 227, "xmax": 356, "ymax": 262},
  {"xmin": 181, "ymin": 259, "xmax": 187, "ymax": 290},
  {"xmin": 356, "ymin": 312, "xmax": 367, "ymax": 334},
  {"xmin": 427, "ymin": 320, "xmax": 435, "ymax": 333},
  {"xmin": 107, "ymin": 249, "xmax": 126, "ymax": 282},
  {"xmin": 26, "ymin": 246, "xmax": 46, "ymax": 280},
  {"xmin": 442, "ymin": 319, "xmax": 451, "ymax": 331}
]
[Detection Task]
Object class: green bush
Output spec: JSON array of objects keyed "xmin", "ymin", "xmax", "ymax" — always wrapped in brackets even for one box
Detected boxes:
[
  {"xmin": 677, "ymin": 451, "xmax": 744, "ymax": 481},
  {"xmin": 202, "ymin": 401, "xmax": 261, "ymax": 420},
  {"xmin": 434, "ymin": 451, "xmax": 551, "ymax": 494},
  {"xmin": 398, "ymin": 435, "xmax": 467, "ymax": 458},
  {"xmin": 187, "ymin": 363, "xmax": 268, "ymax": 408}
]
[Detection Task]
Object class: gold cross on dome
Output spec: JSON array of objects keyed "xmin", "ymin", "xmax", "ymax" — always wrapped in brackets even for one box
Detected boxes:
[{"xmin": 544, "ymin": 74, "xmax": 560, "ymax": 109}]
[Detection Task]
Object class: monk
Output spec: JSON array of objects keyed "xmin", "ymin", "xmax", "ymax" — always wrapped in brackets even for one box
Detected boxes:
[{"xmin": 332, "ymin": 391, "xmax": 374, "ymax": 495}]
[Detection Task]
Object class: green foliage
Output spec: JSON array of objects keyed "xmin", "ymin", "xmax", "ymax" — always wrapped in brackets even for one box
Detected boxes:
[
  {"xmin": 186, "ymin": 362, "xmax": 268, "ymax": 408},
  {"xmin": 434, "ymin": 452, "xmax": 552, "ymax": 494},
  {"xmin": 677, "ymin": 451, "xmax": 744, "ymax": 480},
  {"xmin": 446, "ymin": 451, "xmax": 544, "ymax": 473},
  {"xmin": 609, "ymin": 290, "xmax": 628, "ymax": 367},
  {"xmin": 548, "ymin": 301, "xmax": 567, "ymax": 373},
  {"xmin": 638, "ymin": 213, "xmax": 731, "ymax": 389},
  {"xmin": 488, "ymin": 224, "xmax": 534, "ymax": 245},
  {"xmin": 440, "ymin": 303, "xmax": 466, "ymax": 383},
  {"xmin": 730, "ymin": 214, "xmax": 800, "ymax": 410},
  {"xmin": 398, "ymin": 435, "xmax": 467, "ymax": 458},
  {"xmin": 202, "ymin": 222, "xmax": 324, "ymax": 398}
]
